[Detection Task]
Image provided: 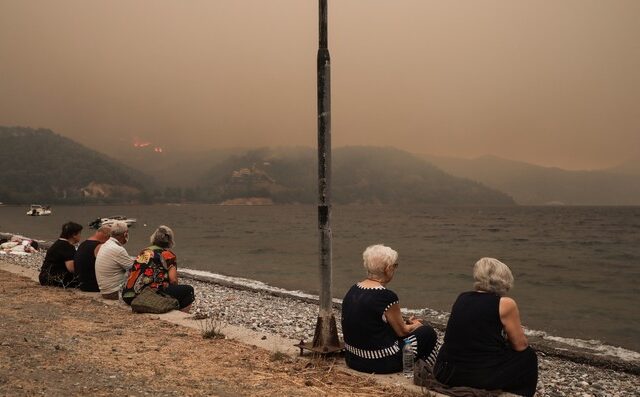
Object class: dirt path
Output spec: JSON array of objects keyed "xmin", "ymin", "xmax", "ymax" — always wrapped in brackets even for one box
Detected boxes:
[{"xmin": 0, "ymin": 270, "xmax": 418, "ymax": 397}]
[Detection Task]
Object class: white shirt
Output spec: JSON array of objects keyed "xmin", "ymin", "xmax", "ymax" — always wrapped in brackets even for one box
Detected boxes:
[{"xmin": 95, "ymin": 237, "xmax": 133, "ymax": 294}]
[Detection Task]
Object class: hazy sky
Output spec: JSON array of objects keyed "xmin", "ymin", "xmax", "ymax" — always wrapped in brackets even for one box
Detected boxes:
[{"xmin": 1, "ymin": 1, "xmax": 638, "ymax": 169}]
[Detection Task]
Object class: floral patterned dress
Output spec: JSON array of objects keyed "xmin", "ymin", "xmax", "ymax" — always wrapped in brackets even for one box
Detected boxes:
[{"xmin": 122, "ymin": 245, "xmax": 176, "ymax": 303}]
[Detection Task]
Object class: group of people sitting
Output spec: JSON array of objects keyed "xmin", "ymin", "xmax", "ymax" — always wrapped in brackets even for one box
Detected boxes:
[
  {"xmin": 38, "ymin": 221, "xmax": 195, "ymax": 312},
  {"xmin": 37, "ymin": 224, "xmax": 536, "ymax": 395},
  {"xmin": 342, "ymin": 244, "xmax": 538, "ymax": 397}
]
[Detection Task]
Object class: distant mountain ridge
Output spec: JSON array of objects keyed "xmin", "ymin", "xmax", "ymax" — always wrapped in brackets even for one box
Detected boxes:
[
  {"xmin": 0, "ymin": 126, "xmax": 150, "ymax": 204},
  {"xmin": 201, "ymin": 146, "xmax": 516, "ymax": 205},
  {"xmin": 14, "ymin": 125, "xmax": 637, "ymax": 206},
  {"xmin": 608, "ymin": 155, "xmax": 640, "ymax": 176},
  {"xmin": 425, "ymin": 154, "xmax": 640, "ymax": 205},
  {"xmin": 0, "ymin": 127, "xmax": 516, "ymax": 205}
]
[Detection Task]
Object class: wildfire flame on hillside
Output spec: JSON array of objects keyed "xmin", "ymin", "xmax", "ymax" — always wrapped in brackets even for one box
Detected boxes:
[{"xmin": 132, "ymin": 137, "xmax": 164, "ymax": 153}]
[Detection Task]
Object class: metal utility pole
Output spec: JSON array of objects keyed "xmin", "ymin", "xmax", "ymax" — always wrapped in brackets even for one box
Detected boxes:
[{"xmin": 296, "ymin": 0, "xmax": 342, "ymax": 355}]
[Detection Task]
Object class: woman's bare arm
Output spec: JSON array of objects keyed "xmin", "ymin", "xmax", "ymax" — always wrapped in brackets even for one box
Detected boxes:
[
  {"xmin": 385, "ymin": 303, "xmax": 422, "ymax": 337},
  {"xmin": 168, "ymin": 267, "xmax": 178, "ymax": 284},
  {"xmin": 64, "ymin": 260, "xmax": 74, "ymax": 273},
  {"xmin": 499, "ymin": 297, "xmax": 529, "ymax": 351}
]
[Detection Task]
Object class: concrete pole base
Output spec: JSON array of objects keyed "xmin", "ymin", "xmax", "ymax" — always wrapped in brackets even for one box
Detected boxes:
[{"xmin": 295, "ymin": 314, "xmax": 343, "ymax": 355}]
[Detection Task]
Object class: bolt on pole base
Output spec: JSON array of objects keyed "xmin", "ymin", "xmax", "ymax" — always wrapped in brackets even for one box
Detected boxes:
[{"xmin": 294, "ymin": 314, "xmax": 343, "ymax": 356}]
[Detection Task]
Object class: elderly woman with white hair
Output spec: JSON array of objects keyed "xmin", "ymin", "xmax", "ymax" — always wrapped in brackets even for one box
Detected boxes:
[
  {"xmin": 122, "ymin": 226, "xmax": 195, "ymax": 312},
  {"xmin": 433, "ymin": 258, "xmax": 538, "ymax": 397},
  {"xmin": 341, "ymin": 244, "xmax": 438, "ymax": 374}
]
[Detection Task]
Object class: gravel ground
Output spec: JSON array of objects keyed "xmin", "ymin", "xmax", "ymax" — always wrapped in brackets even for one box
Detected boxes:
[
  {"xmin": 0, "ymin": 268, "xmax": 418, "ymax": 397},
  {"xmin": 2, "ymin": 251, "xmax": 639, "ymax": 397}
]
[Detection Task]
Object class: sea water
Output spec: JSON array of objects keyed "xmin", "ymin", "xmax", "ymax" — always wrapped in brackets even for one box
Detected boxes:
[{"xmin": 1, "ymin": 204, "xmax": 638, "ymax": 352}]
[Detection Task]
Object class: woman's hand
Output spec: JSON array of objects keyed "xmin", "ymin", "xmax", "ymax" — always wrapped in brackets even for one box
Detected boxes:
[
  {"xmin": 406, "ymin": 317, "xmax": 423, "ymax": 333},
  {"xmin": 386, "ymin": 304, "xmax": 423, "ymax": 337},
  {"xmin": 499, "ymin": 297, "xmax": 529, "ymax": 351}
]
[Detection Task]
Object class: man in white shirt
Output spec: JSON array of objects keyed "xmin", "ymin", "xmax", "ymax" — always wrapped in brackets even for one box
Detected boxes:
[{"xmin": 95, "ymin": 221, "xmax": 133, "ymax": 300}]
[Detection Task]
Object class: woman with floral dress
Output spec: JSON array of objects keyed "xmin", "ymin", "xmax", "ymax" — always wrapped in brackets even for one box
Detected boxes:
[{"xmin": 122, "ymin": 226, "xmax": 194, "ymax": 312}]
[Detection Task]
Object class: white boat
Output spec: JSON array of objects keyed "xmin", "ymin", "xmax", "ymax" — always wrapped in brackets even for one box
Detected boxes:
[
  {"xmin": 89, "ymin": 215, "xmax": 137, "ymax": 229},
  {"xmin": 26, "ymin": 205, "xmax": 52, "ymax": 216}
]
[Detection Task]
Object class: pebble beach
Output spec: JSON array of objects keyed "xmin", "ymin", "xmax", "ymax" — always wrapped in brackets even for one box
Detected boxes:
[{"xmin": 1, "ymin": 250, "xmax": 639, "ymax": 397}]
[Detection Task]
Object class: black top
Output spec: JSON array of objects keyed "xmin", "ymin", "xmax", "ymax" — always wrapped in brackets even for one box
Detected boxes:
[
  {"xmin": 342, "ymin": 284, "xmax": 400, "ymax": 354},
  {"xmin": 39, "ymin": 239, "xmax": 76, "ymax": 284},
  {"xmin": 74, "ymin": 239, "xmax": 101, "ymax": 292},
  {"xmin": 439, "ymin": 291, "xmax": 511, "ymax": 367}
]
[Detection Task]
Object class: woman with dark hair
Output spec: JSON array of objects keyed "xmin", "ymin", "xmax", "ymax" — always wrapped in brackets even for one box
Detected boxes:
[
  {"xmin": 122, "ymin": 226, "xmax": 195, "ymax": 312},
  {"xmin": 39, "ymin": 222, "xmax": 83, "ymax": 288}
]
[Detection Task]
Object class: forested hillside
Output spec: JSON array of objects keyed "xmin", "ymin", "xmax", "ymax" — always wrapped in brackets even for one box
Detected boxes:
[
  {"xmin": 201, "ymin": 146, "xmax": 515, "ymax": 205},
  {"xmin": 0, "ymin": 127, "xmax": 516, "ymax": 206},
  {"xmin": 0, "ymin": 127, "xmax": 150, "ymax": 204}
]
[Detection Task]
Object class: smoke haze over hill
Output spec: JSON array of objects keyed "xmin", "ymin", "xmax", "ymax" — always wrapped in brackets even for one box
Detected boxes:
[{"xmin": 1, "ymin": 1, "xmax": 639, "ymax": 170}]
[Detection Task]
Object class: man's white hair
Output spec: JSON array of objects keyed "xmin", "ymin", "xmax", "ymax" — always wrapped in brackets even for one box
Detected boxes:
[
  {"xmin": 97, "ymin": 225, "xmax": 112, "ymax": 236},
  {"xmin": 109, "ymin": 221, "xmax": 128, "ymax": 237},
  {"xmin": 362, "ymin": 244, "xmax": 398, "ymax": 278},
  {"xmin": 473, "ymin": 257, "xmax": 514, "ymax": 296}
]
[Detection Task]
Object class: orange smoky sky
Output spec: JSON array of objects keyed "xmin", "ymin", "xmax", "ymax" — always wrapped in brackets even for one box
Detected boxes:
[{"xmin": 0, "ymin": 0, "xmax": 638, "ymax": 169}]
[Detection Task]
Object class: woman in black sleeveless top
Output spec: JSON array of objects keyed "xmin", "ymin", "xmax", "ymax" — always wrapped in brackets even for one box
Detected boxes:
[
  {"xmin": 74, "ymin": 226, "xmax": 111, "ymax": 292},
  {"xmin": 434, "ymin": 258, "xmax": 538, "ymax": 397}
]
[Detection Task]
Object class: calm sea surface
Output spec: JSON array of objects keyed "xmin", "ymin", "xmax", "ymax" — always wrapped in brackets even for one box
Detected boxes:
[{"xmin": 1, "ymin": 204, "xmax": 639, "ymax": 351}]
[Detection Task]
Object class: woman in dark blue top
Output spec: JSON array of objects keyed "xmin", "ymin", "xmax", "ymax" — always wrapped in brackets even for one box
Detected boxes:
[
  {"xmin": 342, "ymin": 244, "xmax": 438, "ymax": 374},
  {"xmin": 434, "ymin": 257, "xmax": 538, "ymax": 397}
]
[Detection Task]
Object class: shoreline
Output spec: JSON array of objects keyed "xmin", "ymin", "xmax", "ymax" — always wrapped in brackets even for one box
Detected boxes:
[
  {"xmin": 180, "ymin": 268, "xmax": 640, "ymax": 375},
  {"xmin": 2, "ymin": 249, "xmax": 639, "ymax": 396},
  {"xmin": 2, "ymin": 233, "xmax": 639, "ymax": 372},
  {"xmin": 0, "ymin": 202, "xmax": 520, "ymax": 207}
]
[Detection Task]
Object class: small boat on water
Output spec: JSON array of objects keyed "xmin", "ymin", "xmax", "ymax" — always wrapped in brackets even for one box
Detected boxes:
[
  {"xmin": 26, "ymin": 205, "xmax": 52, "ymax": 216},
  {"xmin": 89, "ymin": 215, "xmax": 137, "ymax": 229}
]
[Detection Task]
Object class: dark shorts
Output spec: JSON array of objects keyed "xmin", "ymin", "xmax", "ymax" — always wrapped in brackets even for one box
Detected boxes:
[
  {"xmin": 160, "ymin": 284, "xmax": 195, "ymax": 309},
  {"xmin": 123, "ymin": 284, "xmax": 195, "ymax": 310},
  {"xmin": 434, "ymin": 346, "xmax": 538, "ymax": 397},
  {"xmin": 345, "ymin": 324, "xmax": 439, "ymax": 374}
]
